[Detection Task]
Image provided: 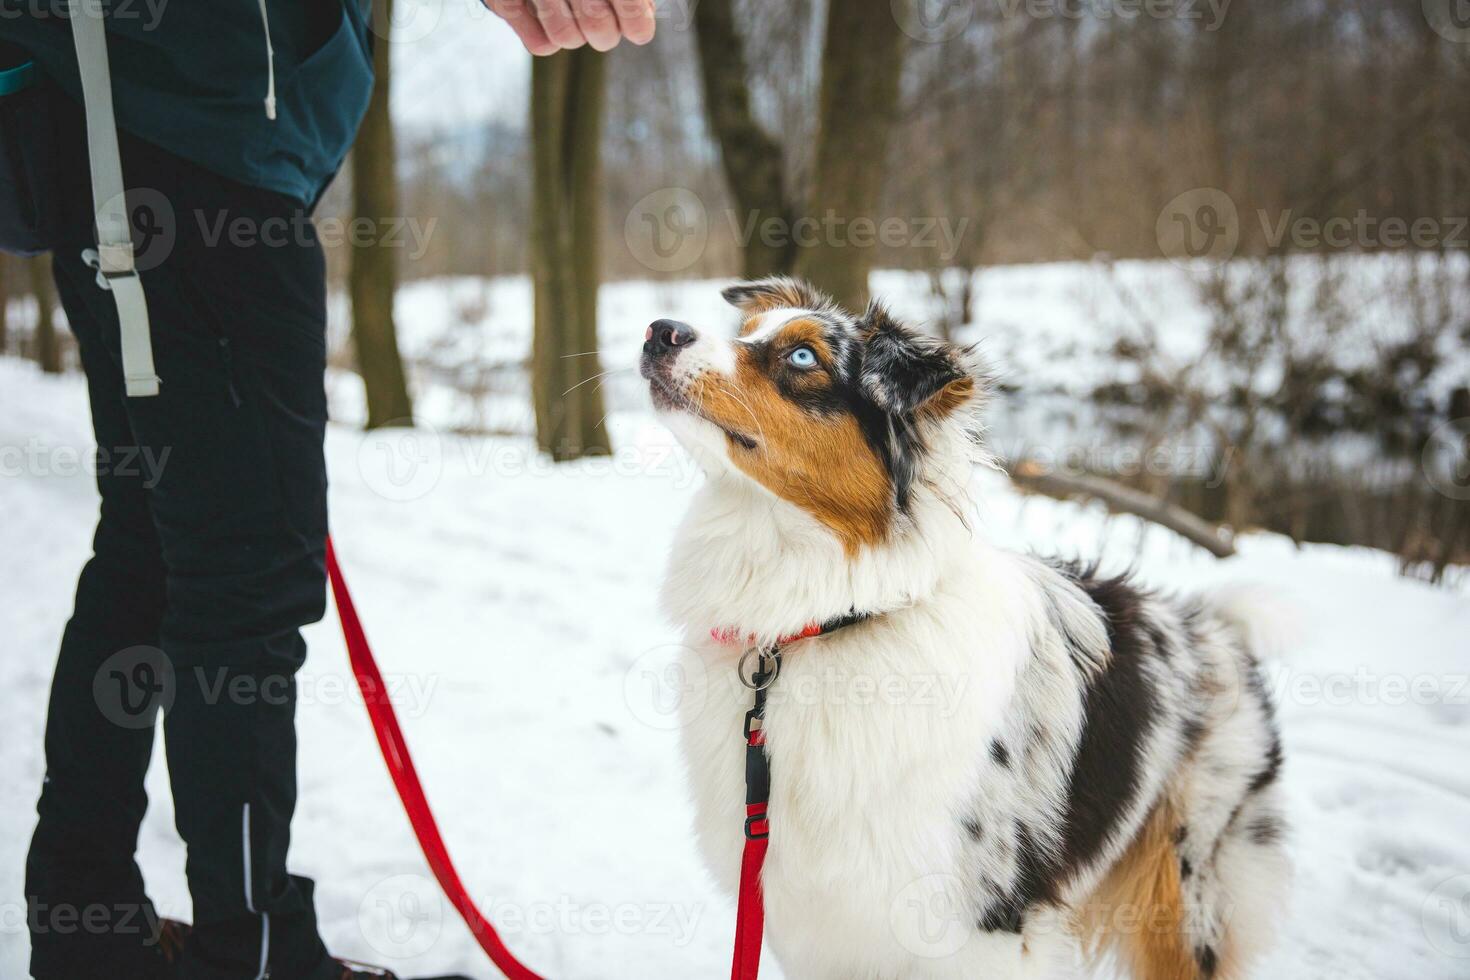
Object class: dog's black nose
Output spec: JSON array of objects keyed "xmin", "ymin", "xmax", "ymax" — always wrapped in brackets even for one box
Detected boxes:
[{"xmin": 644, "ymin": 319, "xmax": 696, "ymax": 355}]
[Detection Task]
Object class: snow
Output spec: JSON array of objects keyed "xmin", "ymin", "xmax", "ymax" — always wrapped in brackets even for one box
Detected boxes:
[{"xmin": 2, "ymin": 301, "xmax": 1468, "ymax": 979}]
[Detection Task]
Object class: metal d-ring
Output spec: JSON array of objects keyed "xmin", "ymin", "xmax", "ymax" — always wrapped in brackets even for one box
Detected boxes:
[{"xmin": 737, "ymin": 646, "xmax": 782, "ymax": 691}]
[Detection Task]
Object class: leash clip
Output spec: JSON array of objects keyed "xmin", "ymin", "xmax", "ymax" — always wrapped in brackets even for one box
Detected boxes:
[{"xmin": 737, "ymin": 646, "xmax": 782, "ymax": 690}]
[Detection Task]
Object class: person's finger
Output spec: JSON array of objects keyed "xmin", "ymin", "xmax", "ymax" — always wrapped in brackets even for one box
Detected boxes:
[
  {"xmin": 530, "ymin": 0, "xmax": 590, "ymax": 50},
  {"xmin": 610, "ymin": 0, "xmax": 656, "ymax": 46},
  {"xmin": 485, "ymin": 0, "xmax": 559, "ymax": 55},
  {"xmin": 568, "ymin": 0, "xmax": 622, "ymax": 52}
]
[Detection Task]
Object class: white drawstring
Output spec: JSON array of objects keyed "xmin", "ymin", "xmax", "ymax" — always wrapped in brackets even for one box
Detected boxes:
[{"xmin": 255, "ymin": 0, "xmax": 277, "ymax": 121}]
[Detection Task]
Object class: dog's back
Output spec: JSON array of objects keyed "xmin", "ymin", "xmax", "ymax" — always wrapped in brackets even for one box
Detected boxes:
[{"xmin": 1052, "ymin": 564, "xmax": 1291, "ymax": 979}]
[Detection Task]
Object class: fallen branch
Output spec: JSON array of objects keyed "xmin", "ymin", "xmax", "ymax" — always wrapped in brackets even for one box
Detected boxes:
[{"xmin": 1010, "ymin": 461, "xmax": 1238, "ymax": 559}]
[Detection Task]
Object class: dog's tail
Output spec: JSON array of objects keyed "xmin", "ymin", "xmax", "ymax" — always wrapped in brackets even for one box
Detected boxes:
[{"xmin": 1199, "ymin": 581, "xmax": 1303, "ymax": 663}]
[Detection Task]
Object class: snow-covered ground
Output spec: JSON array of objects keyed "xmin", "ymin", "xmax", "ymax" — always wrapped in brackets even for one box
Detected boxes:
[{"xmin": 2, "ymin": 340, "xmax": 1468, "ymax": 979}]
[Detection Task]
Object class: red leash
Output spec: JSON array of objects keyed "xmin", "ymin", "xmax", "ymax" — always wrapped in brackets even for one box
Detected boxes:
[
  {"xmin": 327, "ymin": 543, "xmax": 852, "ymax": 980},
  {"xmin": 326, "ymin": 537, "xmax": 851, "ymax": 979},
  {"xmin": 325, "ymin": 537, "xmax": 544, "ymax": 980},
  {"xmin": 729, "ymin": 647, "xmax": 779, "ymax": 980}
]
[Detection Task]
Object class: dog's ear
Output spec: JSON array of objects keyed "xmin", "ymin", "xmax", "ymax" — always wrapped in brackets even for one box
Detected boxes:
[
  {"xmin": 858, "ymin": 301, "xmax": 979, "ymax": 418},
  {"xmin": 721, "ymin": 276, "xmax": 831, "ymax": 316}
]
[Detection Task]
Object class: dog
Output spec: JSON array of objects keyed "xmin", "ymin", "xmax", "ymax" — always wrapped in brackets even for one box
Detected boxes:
[{"xmin": 641, "ymin": 277, "xmax": 1290, "ymax": 980}]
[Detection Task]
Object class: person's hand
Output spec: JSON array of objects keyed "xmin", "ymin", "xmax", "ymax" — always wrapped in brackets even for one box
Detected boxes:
[{"xmin": 486, "ymin": 0, "xmax": 656, "ymax": 55}]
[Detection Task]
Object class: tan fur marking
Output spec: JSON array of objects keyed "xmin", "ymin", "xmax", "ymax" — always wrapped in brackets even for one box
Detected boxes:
[
  {"xmin": 1083, "ymin": 802, "xmax": 1204, "ymax": 980},
  {"xmin": 918, "ymin": 375, "xmax": 976, "ymax": 421},
  {"xmin": 686, "ymin": 329, "xmax": 891, "ymax": 554},
  {"xmin": 738, "ymin": 313, "xmax": 765, "ymax": 337}
]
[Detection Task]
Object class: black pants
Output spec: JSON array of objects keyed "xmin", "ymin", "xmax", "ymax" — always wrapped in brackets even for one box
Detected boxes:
[{"xmin": 25, "ymin": 93, "xmax": 337, "ymax": 980}]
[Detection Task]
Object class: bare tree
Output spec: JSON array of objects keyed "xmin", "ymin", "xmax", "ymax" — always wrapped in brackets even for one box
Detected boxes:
[
  {"xmin": 693, "ymin": 0, "xmax": 796, "ymax": 278},
  {"xmin": 30, "ymin": 254, "xmax": 60, "ymax": 374},
  {"xmin": 0, "ymin": 254, "xmax": 8, "ymax": 355},
  {"xmin": 791, "ymin": 0, "xmax": 907, "ymax": 309},
  {"xmin": 349, "ymin": 0, "xmax": 415, "ymax": 429},
  {"xmin": 530, "ymin": 48, "xmax": 611, "ymax": 461}
]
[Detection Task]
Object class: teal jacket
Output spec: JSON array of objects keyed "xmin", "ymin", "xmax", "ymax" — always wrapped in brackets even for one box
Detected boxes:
[{"xmin": 3, "ymin": 0, "xmax": 374, "ymax": 205}]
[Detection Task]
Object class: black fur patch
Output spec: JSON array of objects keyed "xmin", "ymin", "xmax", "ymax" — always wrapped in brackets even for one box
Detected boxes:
[
  {"xmin": 1249, "ymin": 815, "xmax": 1284, "ymax": 846},
  {"xmin": 1053, "ymin": 565, "xmax": 1161, "ymax": 878},
  {"xmin": 857, "ymin": 303, "xmax": 965, "ymax": 417},
  {"xmin": 978, "ymin": 821, "xmax": 1052, "ymax": 933},
  {"xmin": 1198, "ymin": 945, "xmax": 1219, "ymax": 977},
  {"xmin": 990, "ymin": 740, "xmax": 1011, "ymax": 768},
  {"xmin": 1246, "ymin": 663, "xmax": 1285, "ymax": 795},
  {"xmin": 1248, "ymin": 731, "xmax": 1284, "ymax": 795},
  {"xmin": 978, "ymin": 902, "xmax": 1025, "ymax": 934},
  {"xmin": 962, "ymin": 817, "xmax": 985, "ymax": 842},
  {"xmin": 1181, "ymin": 713, "xmax": 1207, "ymax": 751}
]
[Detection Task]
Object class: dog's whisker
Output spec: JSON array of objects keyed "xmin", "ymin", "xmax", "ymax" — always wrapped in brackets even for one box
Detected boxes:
[{"xmin": 561, "ymin": 368, "xmax": 630, "ymax": 397}]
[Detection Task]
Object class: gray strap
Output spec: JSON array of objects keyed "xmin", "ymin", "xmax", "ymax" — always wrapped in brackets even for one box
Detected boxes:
[{"xmin": 70, "ymin": 0, "xmax": 159, "ymax": 397}]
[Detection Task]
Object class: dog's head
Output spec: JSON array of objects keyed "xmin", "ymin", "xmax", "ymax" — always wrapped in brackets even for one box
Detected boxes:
[{"xmin": 641, "ymin": 276, "xmax": 988, "ymax": 553}]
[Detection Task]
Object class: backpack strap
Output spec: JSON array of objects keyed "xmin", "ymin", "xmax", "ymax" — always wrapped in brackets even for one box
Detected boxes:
[{"xmin": 70, "ymin": 0, "xmax": 159, "ymax": 398}]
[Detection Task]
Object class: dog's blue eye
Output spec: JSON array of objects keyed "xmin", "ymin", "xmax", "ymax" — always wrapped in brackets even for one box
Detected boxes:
[{"xmin": 787, "ymin": 346, "xmax": 818, "ymax": 369}]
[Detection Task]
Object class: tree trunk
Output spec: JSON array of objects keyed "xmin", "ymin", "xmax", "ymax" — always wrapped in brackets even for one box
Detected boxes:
[
  {"xmin": 793, "ymin": 0, "xmax": 907, "ymax": 310},
  {"xmin": 692, "ymin": 0, "xmax": 795, "ymax": 278},
  {"xmin": 0, "ymin": 254, "xmax": 8, "ymax": 355},
  {"xmin": 530, "ymin": 48, "xmax": 611, "ymax": 462},
  {"xmin": 31, "ymin": 253, "xmax": 60, "ymax": 374},
  {"xmin": 349, "ymin": 0, "xmax": 414, "ymax": 430}
]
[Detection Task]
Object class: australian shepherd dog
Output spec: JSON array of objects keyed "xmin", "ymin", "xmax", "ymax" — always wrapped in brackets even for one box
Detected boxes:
[{"xmin": 641, "ymin": 277, "xmax": 1290, "ymax": 980}]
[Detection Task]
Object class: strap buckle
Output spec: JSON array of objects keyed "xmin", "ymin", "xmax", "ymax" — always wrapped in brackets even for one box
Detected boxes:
[
  {"xmin": 81, "ymin": 246, "xmax": 141, "ymax": 291},
  {"xmin": 744, "ymin": 809, "xmax": 770, "ymax": 841},
  {"xmin": 743, "ymin": 708, "xmax": 763, "ymax": 741}
]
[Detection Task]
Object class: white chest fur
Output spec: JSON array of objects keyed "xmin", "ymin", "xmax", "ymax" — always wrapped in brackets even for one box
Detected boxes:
[{"xmin": 676, "ymin": 551, "xmax": 1052, "ymax": 979}]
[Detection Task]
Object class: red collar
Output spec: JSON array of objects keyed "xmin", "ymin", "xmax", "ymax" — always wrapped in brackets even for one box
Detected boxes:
[{"xmin": 710, "ymin": 609, "xmax": 872, "ymax": 648}]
